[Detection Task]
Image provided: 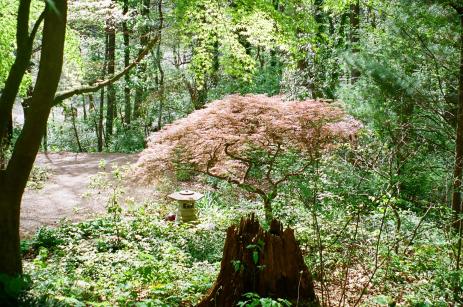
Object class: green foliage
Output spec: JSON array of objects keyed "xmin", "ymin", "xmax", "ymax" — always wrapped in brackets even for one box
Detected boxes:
[
  {"xmin": 246, "ymin": 239, "xmax": 265, "ymax": 265},
  {"xmin": 108, "ymin": 120, "xmax": 147, "ymax": 153},
  {"xmin": 32, "ymin": 227, "xmax": 64, "ymax": 251},
  {"xmin": 21, "ymin": 147, "xmax": 463, "ymax": 305},
  {"xmin": 174, "ymin": 0, "xmax": 284, "ymax": 90},
  {"xmin": 26, "ymin": 165, "xmax": 51, "ymax": 190},
  {"xmin": 63, "ymin": 27, "xmax": 85, "ymax": 87},
  {"xmin": 22, "ymin": 205, "xmax": 225, "ymax": 305},
  {"xmin": 0, "ymin": 0, "xmax": 40, "ymax": 96},
  {"xmin": 46, "ymin": 114, "xmax": 146, "ymax": 153},
  {"xmin": 172, "ymin": 147, "xmax": 195, "ymax": 182},
  {"xmin": 237, "ymin": 292, "xmax": 292, "ymax": 307},
  {"xmin": 209, "ymin": 63, "xmax": 283, "ymax": 99},
  {"xmin": 0, "ymin": 273, "xmax": 32, "ymax": 305},
  {"xmin": 335, "ymin": 0, "xmax": 457, "ymax": 208},
  {"xmin": 0, "ymin": 0, "xmax": 16, "ymax": 88},
  {"xmin": 46, "ymin": 112, "xmax": 97, "ymax": 152}
]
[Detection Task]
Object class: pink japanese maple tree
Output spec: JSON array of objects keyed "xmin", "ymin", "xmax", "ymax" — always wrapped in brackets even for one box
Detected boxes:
[{"xmin": 136, "ymin": 94, "xmax": 361, "ymax": 221}]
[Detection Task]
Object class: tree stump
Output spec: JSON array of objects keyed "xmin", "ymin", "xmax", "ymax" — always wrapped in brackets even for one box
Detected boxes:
[{"xmin": 198, "ymin": 214, "xmax": 319, "ymax": 307}]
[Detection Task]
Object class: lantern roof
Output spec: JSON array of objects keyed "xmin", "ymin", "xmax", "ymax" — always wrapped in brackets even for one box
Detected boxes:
[{"xmin": 168, "ymin": 190, "xmax": 204, "ymax": 201}]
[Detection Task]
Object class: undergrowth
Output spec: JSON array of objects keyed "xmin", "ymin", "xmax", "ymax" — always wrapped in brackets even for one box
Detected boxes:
[
  {"xmin": 19, "ymin": 155, "xmax": 463, "ymax": 306},
  {"xmin": 26, "ymin": 165, "xmax": 51, "ymax": 190},
  {"xmin": 19, "ymin": 180, "xmax": 462, "ymax": 306}
]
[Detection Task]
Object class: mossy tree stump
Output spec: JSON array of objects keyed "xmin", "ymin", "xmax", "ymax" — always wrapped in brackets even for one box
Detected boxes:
[{"xmin": 198, "ymin": 214, "xmax": 319, "ymax": 307}]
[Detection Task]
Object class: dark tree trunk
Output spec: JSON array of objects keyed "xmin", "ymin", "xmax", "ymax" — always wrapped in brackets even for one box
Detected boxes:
[
  {"xmin": 0, "ymin": 0, "xmax": 42, "ymax": 168},
  {"xmin": 314, "ymin": 0, "xmax": 325, "ymax": 42},
  {"xmin": 269, "ymin": 0, "xmax": 281, "ymax": 68},
  {"xmin": 198, "ymin": 214, "xmax": 319, "ymax": 307},
  {"xmin": 123, "ymin": 0, "xmax": 131, "ymax": 125},
  {"xmin": 42, "ymin": 122, "xmax": 48, "ymax": 153},
  {"xmin": 82, "ymin": 95, "xmax": 87, "ymax": 120},
  {"xmin": 211, "ymin": 40, "xmax": 220, "ymax": 85},
  {"xmin": 98, "ymin": 87, "xmax": 105, "ymax": 152},
  {"xmin": 106, "ymin": 12, "xmax": 116, "ymax": 138},
  {"xmin": 350, "ymin": 0, "xmax": 360, "ymax": 83},
  {"xmin": 452, "ymin": 8, "xmax": 463, "ymax": 230},
  {"xmin": 98, "ymin": 33, "xmax": 108, "ymax": 152},
  {"xmin": 89, "ymin": 94, "xmax": 100, "ymax": 149},
  {"xmin": 185, "ymin": 79, "xmax": 208, "ymax": 110},
  {"xmin": 71, "ymin": 106, "xmax": 83, "ymax": 152},
  {"xmin": 156, "ymin": 0, "xmax": 164, "ymax": 131},
  {"xmin": 263, "ymin": 198, "xmax": 274, "ymax": 223},
  {"xmin": 0, "ymin": 0, "xmax": 67, "ymax": 277},
  {"xmin": 133, "ymin": 0, "xmax": 150, "ymax": 119},
  {"xmin": 0, "ymin": 173, "xmax": 22, "ymax": 277}
]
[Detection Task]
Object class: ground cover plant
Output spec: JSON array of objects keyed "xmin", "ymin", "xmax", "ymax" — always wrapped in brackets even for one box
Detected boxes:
[{"xmin": 18, "ymin": 162, "xmax": 462, "ymax": 305}]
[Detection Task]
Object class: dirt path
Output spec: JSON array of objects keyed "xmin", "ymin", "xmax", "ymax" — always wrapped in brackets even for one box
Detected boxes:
[{"xmin": 20, "ymin": 152, "xmax": 141, "ymax": 237}]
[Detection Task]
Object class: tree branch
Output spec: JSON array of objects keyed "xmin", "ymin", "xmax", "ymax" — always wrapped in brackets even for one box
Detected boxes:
[
  {"xmin": 275, "ymin": 158, "xmax": 314, "ymax": 186},
  {"xmin": 16, "ymin": 0, "xmax": 32, "ymax": 49},
  {"xmin": 224, "ymin": 143, "xmax": 255, "ymax": 182},
  {"xmin": 265, "ymin": 143, "xmax": 282, "ymax": 186},
  {"xmin": 29, "ymin": 10, "xmax": 45, "ymax": 45},
  {"xmin": 204, "ymin": 144, "xmax": 266, "ymax": 197},
  {"xmin": 53, "ymin": 34, "xmax": 159, "ymax": 105}
]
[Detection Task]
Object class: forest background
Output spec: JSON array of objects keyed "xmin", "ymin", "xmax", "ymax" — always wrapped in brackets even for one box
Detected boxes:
[{"xmin": 0, "ymin": 0, "xmax": 463, "ymax": 305}]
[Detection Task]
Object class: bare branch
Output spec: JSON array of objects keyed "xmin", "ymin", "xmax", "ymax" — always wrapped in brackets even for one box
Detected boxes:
[
  {"xmin": 53, "ymin": 34, "xmax": 159, "ymax": 105},
  {"xmin": 265, "ymin": 143, "xmax": 282, "ymax": 186},
  {"xmin": 29, "ymin": 10, "xmax": 45, "ymax": 44},
  {"xmin": 203, "ymin": 144, "xmax": 266, "ymax": 197},
  {"xmin": 275, "ymin": 158, "xmax": 314, "ymax": 186}
]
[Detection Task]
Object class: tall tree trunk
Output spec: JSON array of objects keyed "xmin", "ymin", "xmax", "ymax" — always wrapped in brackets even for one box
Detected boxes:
[
  {"xmin": 185, "ymin": 79, "xmax": 208, "ymax": 110},
  {"xmin": 269, "ymin": 0, "xmax": 281, "ymax": 67},
  {"xmin": 452, "ymin": 8, "xmax": 463, "ymax": 230},
  {"xmin": 98, "ymin": 33, "xmax": 108, "ymax": 152},
  {"xmin": 350, "ymin": 0, "xmax": 360, "ymax": 83},
  {"xmin": 0, "ymin": 0, "xmax": 44, "ymax": 168},
  {"xmin": 156, "ymin": 0, "xmax": 164, "ymax": 131},
  {"xmin": 90, "ymin": 94, "xmax": 100, "ymax": 149},
  {"xmin": 71, "ymin": 105, "xmax": 83, "ymax": 152},
  {"xmin": 133, "ymin": 0, "xmax": 150, "ymax": 119},
  {"xmin": 123, "ymin": 0, "xmax": 131, "ymax": 125},
  {"xmin": 0, "ymin": 0, "xmax": 67, "ymax": 276},
  {"xmin": 42, "ymin": 122, "xmax": 48, "ymax": 153},
  {"xmin": 98, "ymin": 87, "xmax": 105, "ymax": 152},
  {"xmin": 106, "ymin": 10, "xmax": 116, "ymax": 138},
  {"xmin": 82, "ymin": 95, "xmax": 87, "ymax": 120}
]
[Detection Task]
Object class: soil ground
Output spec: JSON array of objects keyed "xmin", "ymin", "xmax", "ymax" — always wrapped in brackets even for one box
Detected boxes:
[{"xmin": 20, "ymin": 152, "xmax": 142, "ymax": 238}]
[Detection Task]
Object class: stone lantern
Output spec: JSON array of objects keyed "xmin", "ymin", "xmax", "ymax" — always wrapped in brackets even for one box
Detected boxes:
[{"xmin": 168, "ymin": 190, "xmax": 204, "ymax": 222}]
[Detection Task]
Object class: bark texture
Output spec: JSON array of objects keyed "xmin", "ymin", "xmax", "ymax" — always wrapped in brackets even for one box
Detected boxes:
[
  {"xmin": 198, "ymin": 214, "xmax": 319, "ymax": 307},
  {"xmin": 0, "ymin": 0, "xmax": 44, "ymax": 168},
  {"xmin": 0, "ymin": 0, "xmax": 67, "ymax": 276},
  {"xmin": 106, "ymin": 8, "xmax": 116, "ymax": 137},
  {"xmin": 350, "ymin": 0, "xmax": 360, "ymax": 83},
  {"xmin": 452, "ymin": 6, "xmax": 463, "ymax": 229},
  {"xmin": 156, "ymin": 0, "xmax": 164, "ymax": 130},
  {"xmin": 134, "ymin": 0, "xmax": 151, "ymax": 119},
  {"xmin": 123, "ymin": 0, "xmax": 131, "ymax": 125}
]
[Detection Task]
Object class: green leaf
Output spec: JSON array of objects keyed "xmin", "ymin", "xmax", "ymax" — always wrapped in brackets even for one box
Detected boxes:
[
  {"xmin": 372, "ymin": 295, "xmax": 392, "ymax": 305},
  {"xmin": 252, "ymin": 251, "xmax": 259, "ymax": 264}
]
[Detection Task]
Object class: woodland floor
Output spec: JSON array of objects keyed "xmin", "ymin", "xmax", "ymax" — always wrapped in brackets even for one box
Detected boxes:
[{"xmin": 20, "ymin": 152, "xmax": 143, "ymax": 238}]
